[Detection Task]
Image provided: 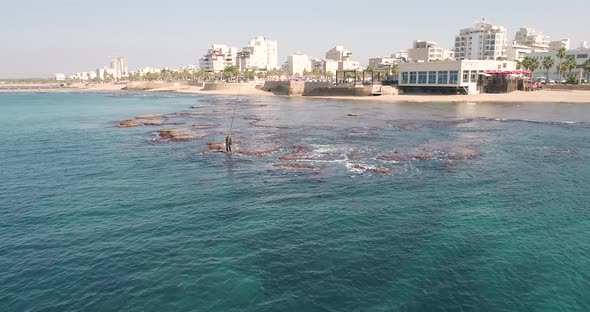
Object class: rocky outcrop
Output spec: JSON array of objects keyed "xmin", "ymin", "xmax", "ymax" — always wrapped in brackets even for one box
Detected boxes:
[{"xmin": 157, "ymin": 129, "xmax": 208, "ymax": 142}]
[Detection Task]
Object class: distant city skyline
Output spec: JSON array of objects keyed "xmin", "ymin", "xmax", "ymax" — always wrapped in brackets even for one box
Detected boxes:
[{"xmin": 1, "ymin": 0, "xmax": 589, "ymax": 78}]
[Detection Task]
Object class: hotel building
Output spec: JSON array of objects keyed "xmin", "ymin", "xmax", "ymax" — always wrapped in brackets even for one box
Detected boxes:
[
  {"xmin": 238, "ymin": 36, "xmax": 278, "ymax": 71},
  {"xmin": 454, "ymin": 21, "xmax": 507, "ymax": 60}
]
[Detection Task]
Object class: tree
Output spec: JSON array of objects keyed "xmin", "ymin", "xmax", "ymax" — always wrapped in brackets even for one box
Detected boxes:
[
  {"xmin": 556, "ymin": 47, "xmax": 567, "ymax": 83},
  {"xmin": 564, "ymin": 57, "xmax": 577, "ymax": 77},
  {"xmin": 516, "ymin": 60, "xmax": 522, "ymax": 70},
  {"xmin": 223, "ymin": 65, "xmax": 240, "ymax": 81},
  {"xmin": 583, "ymin": 59, "xmax": 590, "ymax": 83},
  {"xmin": 542, "ymin": 56, "xmax": 554, "ymax": 81}
]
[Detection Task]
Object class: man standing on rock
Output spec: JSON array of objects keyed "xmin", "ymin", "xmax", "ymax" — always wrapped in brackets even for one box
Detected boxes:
[{"xmin": 225, "ymin": 134, "xmax": 232, "ymax": 153}]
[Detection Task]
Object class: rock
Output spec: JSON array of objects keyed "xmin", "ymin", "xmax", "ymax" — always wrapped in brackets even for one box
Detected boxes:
[
  {"xmin": 351, "ymin": 164, "xmax": 393, "ymax": 174},
  {"xmin": 273, "ymin": 163, "xmax": 326, "ymax": 171},
  {"xmin": 237, "ymin": 147, "xmax": 282, "ymax": 157},
  {"xmin": 157, "ymin": 128, "xmax": 208, "ymax": 142},
  {"xmin": 192, "ymin": 123, "xmax": 219, "ymax": 130},
  {"xmin": 135, "ymin": 114, "xmax": 163, "ymax": 119},
  {"xmin": 117, "ymin": 119, "xmax": 144, "ymax": 127}
]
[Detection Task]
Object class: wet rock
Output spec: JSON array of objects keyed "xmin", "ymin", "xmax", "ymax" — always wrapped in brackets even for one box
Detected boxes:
[
  {"xmin": 117, "ymin": 119, "xmax": 144, "ymax": 127},
  {"xmin": 351, "ymin": 164, "xmax": 393, "ymax": 174},
  {"xmin": 192, "ymin": 123, "xmax": 219, "ymax": 130},
  {"xmin": 135, "ymin": 114, "xmax": 163, "ymax": 120},
  {"xmin": 237, "ymin": 147, "xmax": 282, "ymax": 158},
  {"xmin": 279, "ymin": 145, "xmax": 310, "ymax": 161},
  {"xmin": 157, "ymin": 128, "xmax": 208, "ymax": 142},
  {"xmin": 273, "ymin": 163, "xmax": 326, "ymax": 171}
]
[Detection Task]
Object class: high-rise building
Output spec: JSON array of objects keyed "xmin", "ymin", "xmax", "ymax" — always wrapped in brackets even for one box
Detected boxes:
[
  {"xmin": 199, "ymin": 44, "xmax": 238, "ymax": 72},
  {"xmin": 238, "ymin": 36, "xmax": 278, "ymax": 71},
  {"xmin": 454, "ymin": 20, "xmax": 507, "ymax": 60},
  {"xmin": 514, "ymin": 27, "xmax": 550, "ymax": 53},
  {"xmin": 407, "ymin": 40, "xmax": 454, "ymax": 62},
  {"xmin": 109, "ymin": 57, "xmax": 128, "ymax": 80}
]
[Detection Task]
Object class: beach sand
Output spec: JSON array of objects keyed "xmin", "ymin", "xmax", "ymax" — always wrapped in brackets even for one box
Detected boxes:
[{"xmin": 2, "ymin": 82, "xmax": 589, "ymax": 103}]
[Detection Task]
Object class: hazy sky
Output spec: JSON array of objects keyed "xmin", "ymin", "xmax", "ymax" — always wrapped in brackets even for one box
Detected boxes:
[{"xmin": 1, "ymin": 0, "xmax": 589, "ymax": 78}]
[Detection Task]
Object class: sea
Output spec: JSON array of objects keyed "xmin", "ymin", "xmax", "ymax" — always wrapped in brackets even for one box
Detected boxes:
[{"xmin": 1, "ymin": 92, "xmax": 589, "ymax": 311}]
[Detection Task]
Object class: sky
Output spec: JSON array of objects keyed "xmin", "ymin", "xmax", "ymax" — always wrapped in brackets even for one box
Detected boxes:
[{"xmin": 1, "ymin": 0, "xmax": 589, "ymax": 78}]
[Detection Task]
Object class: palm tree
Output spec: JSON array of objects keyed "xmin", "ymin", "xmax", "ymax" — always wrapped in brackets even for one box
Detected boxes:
[
  {"xmin": 564, "ymin": 57, "xmax": 577, "ymax": 78},
  {"xmin": 542, "ymin": 56, "xmax": 554, "ymax": 81},
  {"xmin": 556, "ymin": 47, "xmax": 567, "ymax": 83},
  {"xmin": 583, "ymin": 59, "xmax": 590, "ymax": 83}
]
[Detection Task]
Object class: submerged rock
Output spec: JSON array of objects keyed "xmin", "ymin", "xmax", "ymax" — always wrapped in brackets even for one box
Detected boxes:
[
  {"xmin": 237, "ymin": 147, "xmax": 282, "ymax": 158},
  {"xmin": 273, "ymin": 163, "xmax": 326, "ymax": 171},
  {"xmin": 157, "ymin": 128, "xmax": 208, "ymax": 142},
  {"xmin": 351, "ymin": 164, "xmax": 393, "ymax": 174},
  {"xmin": 192, "ymin": 123, "xmax": 219, "ymax": 130},
  {"xmin": 135, "ymin": 114, "xmax": 163, "ymax": 120}
]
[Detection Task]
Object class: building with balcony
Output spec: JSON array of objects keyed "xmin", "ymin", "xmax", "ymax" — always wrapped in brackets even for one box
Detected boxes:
[
  {"xmin": 238, "ymin": 36, "xmax": 278, "ymax": 71},
  {"xmin": 514, "ymin": 27, "xmax": 550, "ymax": 53},
  {"xmin": 199, "ymin": 44, "xmax": 238, "ymax": 72},
  {"xmin": 506, "ymin": 41, "xmax": 532, "ymax": 61},
  {"xmin": 407, "ymin": 40, "xmax": 454, "ymax": 62},
  {"xmin": 325, "ymin": 46, "xmax": 353, "ymax": 62},
  {"xmin": 549, "ymin": 38, "xmax": 571, "ymax": 52},
  {"xmin": 286, "ymin": 52, "xmax": 311, "ymax": 75},
  {"xmin": 528, "ymin": 48, "xmax": 590, "ymax": 81},
  {"xmin": 454, "ymin": 20, "xmax": 507, "ymax": 60}
]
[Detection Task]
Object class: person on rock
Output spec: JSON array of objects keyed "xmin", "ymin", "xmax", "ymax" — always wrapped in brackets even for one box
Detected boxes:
[{"xmin": 225, "ymin": 135, "xmax": 232, "ymax": 153}]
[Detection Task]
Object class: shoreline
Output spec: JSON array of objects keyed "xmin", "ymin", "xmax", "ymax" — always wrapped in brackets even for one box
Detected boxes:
[{"xmin": 1, "ymin": 83, "xmax": 589, "ymax": 104}]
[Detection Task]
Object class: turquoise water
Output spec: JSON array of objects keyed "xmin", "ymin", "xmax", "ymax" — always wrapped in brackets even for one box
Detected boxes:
[{"xmin": 1, "ymin": 92, "xmax": 590, "ymax": 311}]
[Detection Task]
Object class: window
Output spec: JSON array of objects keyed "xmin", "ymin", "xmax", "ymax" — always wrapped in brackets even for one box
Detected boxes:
[
  {"xmin": 463, "ymin": 70, "xmax": 469, "ymax": 82},
  {"xmin": 578, "ymin": 54, "xmax": 589, "ymax": 59},
  {"xmin": 418, "ymin": 72, "xmax": 427, "ymax": 84},
  {"xmin": 471, "ymin": 71, "xmax": 477, "ymax": 82},
  {"xmin": 438, "ymin": 71, "xmax": 448, "ymax": 84},
  {"xmin": 449, "ymin": 71, "xmax": 459, "ymax": 84},
  {"xmin": 410, "ymin": 72, "xmax": 417, "ymax": 84},
  {"xmin": 428, "ymin": 71, "xmax": 437, "ymax": 84},
  {"xmin": 402, "ymin": 72, "xmax": 408, "ymax": 84}
]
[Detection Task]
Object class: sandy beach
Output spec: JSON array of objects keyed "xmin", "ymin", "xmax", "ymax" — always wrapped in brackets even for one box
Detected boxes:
[{"xmin": 2, "ymin": 82, "xmax": 589, "ymax": 103}]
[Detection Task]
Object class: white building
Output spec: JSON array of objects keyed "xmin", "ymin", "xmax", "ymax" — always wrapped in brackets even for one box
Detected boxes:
[
  {"xmin": 54, "ymin": 73, "xmax": 66, "ymax": 81},
  {"xmin": 96, "ymin": 68, "xmax": 116, "ymax": 80},
  {"xmin": 135, "ymin": 67, "xmax": 161, "ymax": 77},
  {"xmin": 398, "ymin": 60, "xmax": 517, "ymax": 94},
  {"xmin": 199, "ymin": 44, "xmax": 238, "ymax": 72},
  {"xmin": 392, "ymin": 51, "xmax": 409, "ymax": 61},
  {"xmin": 286, "ymin": 52, "xmax": 311, "ymax": 75},
  {"xmin": 109, "ymin": 57, "xmax": 128, "ymax": 80},
  {"xmin": 324, "ymin": 59, "xmax": 339, "ymax": 75},
  {"xmin": 238, "ymin": 36, "xmax": 278, "ymax": 71},
  {"xmin": 326, "ymin": 46, "xmax": 353, "ymax": 61},
  {"xmin": 407, "ymin": 40, "xmax": 454, "ymax": 62},
  {"xmin": 454, "ymin": 20, "xmax": 507, "ymax": 60},
  {"xmin": 549, "ymin": 38, "xmax": 571, "ymax": 52},
  {"xmin": 338, "ymin": 60, "xmax": 361, "ymax": 71},
  {"xmin": 514, "ymin": 27, "xmax": 550, "ymax": 53},
  {"xmin": 528, "ymin": 48, "xmax": 590, "ymax": 81},
  {"xmin": 506, "ymin": 41, "xmax": 532, "ymax": 61}
]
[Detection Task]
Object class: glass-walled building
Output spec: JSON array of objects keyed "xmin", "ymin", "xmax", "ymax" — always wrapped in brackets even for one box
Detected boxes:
[{"xmin": 398, "ymin": 60, "xmax": 517, "ymax": 94}]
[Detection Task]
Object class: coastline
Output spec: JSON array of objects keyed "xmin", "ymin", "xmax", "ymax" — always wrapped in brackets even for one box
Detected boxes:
[{"xmin": 1, "ymin": 83, "xmax": 589, "ymax": 104}]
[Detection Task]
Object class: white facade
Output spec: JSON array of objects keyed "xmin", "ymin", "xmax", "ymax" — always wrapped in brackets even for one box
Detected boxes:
[
  {"xmin": 286, "ymin": 52, "xmax": 311, "ymax": 75},
  {"xmin": 54, "ymin": 73, "xmax": 66, "ymax": 81},
  {"xmin": 454, "ymin": 21, "xmax": 507, "ymax": 60},
  {"xmin": 338, "ymin": 60, "xmax": 361, "ymax": 71},
  {"xmin": 326, "ymin": 46, "xmax": 352, "ymax": 61},
  {"xmin": 109, "ymin": 57, "xmax": 128, "ymax": 80},
  {"xmin": 408, "ymin": 40, "xmax": 454, "ymax": 62},
  {"xmin": 514, "ymin": 27, "xmax": 550, "ymax": 53},
  {"xmin": 238, "ymin": 36, "xmax": 278, "ymax": 71},
  {"xmin": 324, "ymin": 59, "xmax": 339, "ymax": 75},
  {"xmin": 528, "ymin": 48, "xmax": 590, "ymax": 81},
  {"xmin": 199, "ymin": 44, "xmax": 238, "ymax": 72},
  {"xmin": 392, "ymin": 51, "xmax": 408, "ymax": 61},
  {"xmin": 549, "ymin": 38, "xmax": 571, "ymax": 52},
  {"xmin": 506, "ymin": 41, "xmax": 532, "ymax": 61},
  {"xmin": 398, "ymin": 60, "xmax": 517, "ymax": 94}
]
